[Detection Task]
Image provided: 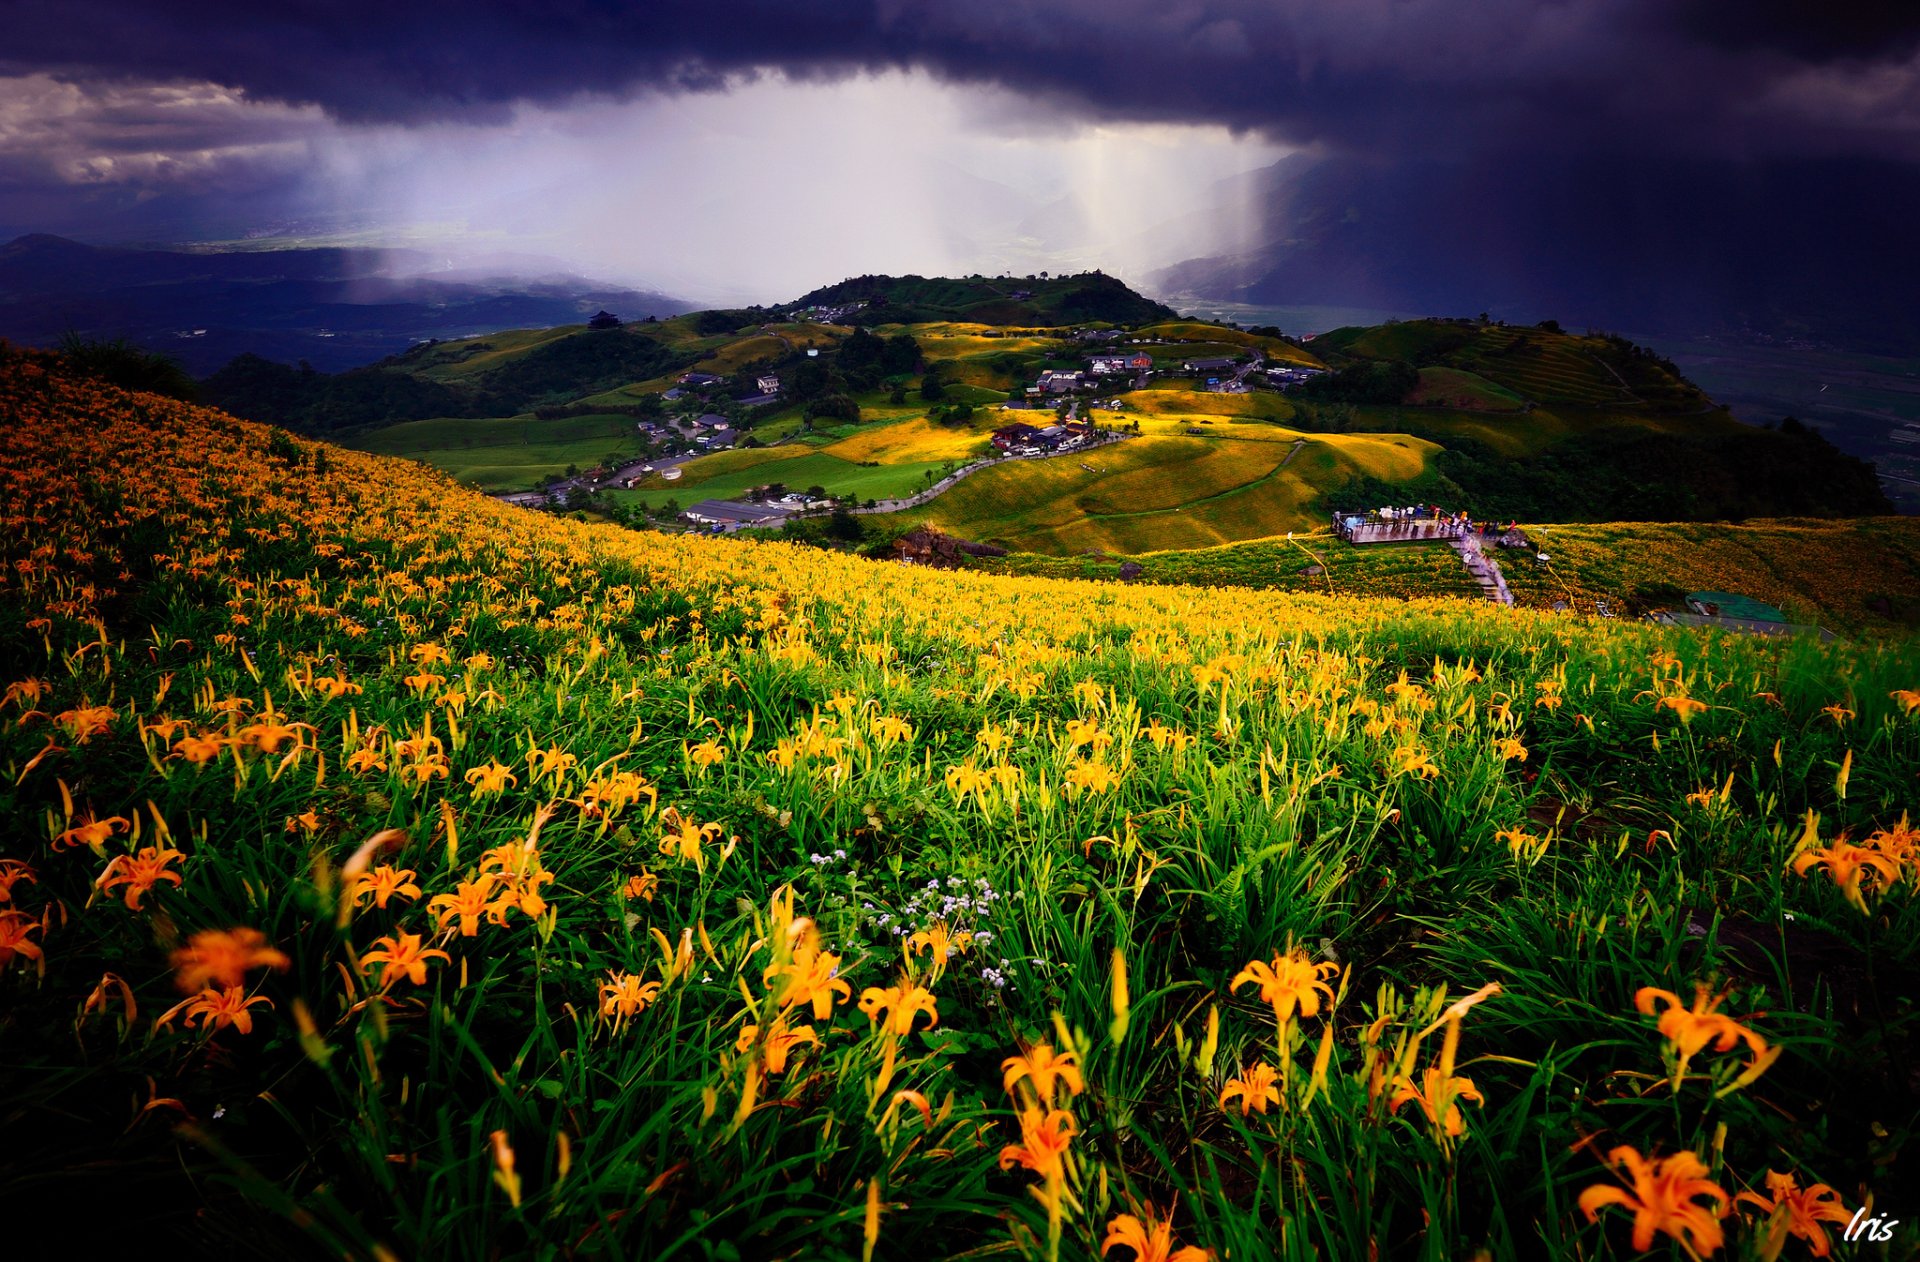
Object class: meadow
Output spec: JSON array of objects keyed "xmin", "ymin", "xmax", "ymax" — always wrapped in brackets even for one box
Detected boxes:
[
  {"xmin": 4, "ymin": 352, "xmax": 1917, "ymax": 1259},
  {"xmin": 985, "ymin": 518, "xmax": 1920, "ymax": 636},
  {"xmin": 356, "ymin": 413, "xmax": 647, "ymax": 491}
]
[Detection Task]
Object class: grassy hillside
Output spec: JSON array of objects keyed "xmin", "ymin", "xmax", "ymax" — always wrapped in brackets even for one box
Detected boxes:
[
  {"xmin": 1506, "ymin": 517, "xmax": 1920, "ymax": 630},
  {"xmin": 356, "ymin": 412, "xmax": 648, "ymax": 491},
  {"xmin": 982, "ymin": 517, "xmax": 1920, "ymax": 635},
  {"xmin": 4, "ymin": 353, "xmax": 1917, "ymax": 1258},
  {"xmin": 902, "ymin": 426, "xmax": 1435, "ymax": 554}
]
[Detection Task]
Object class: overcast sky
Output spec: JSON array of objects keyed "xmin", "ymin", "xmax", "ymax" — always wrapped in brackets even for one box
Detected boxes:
[{"xmin": 4, "ymin": 1, "xmax": 1918, "ymax": 304}]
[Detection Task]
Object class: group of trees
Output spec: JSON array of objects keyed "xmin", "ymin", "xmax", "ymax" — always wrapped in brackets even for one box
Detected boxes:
[
  {"xmin": 50, "ymin": 333, "xmax": 198, "ymax": 401},
  {"xmin": 1324, "ymin": 419, "xmax": 1890, "ymax": 522},
  {"xmin": 199, "ymin": 326, "xmax": 697, "ymax": 433},
  {"xmin": 1291, "ymin": 358, "xmax": 1421, "ymax": 406}
]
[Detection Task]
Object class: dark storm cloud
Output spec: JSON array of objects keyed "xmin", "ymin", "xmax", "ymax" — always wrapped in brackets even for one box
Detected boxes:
[
  {"xmin": 1668, "ymin": 0, "xmax": 1920, "ymax": 62},
  {"xmin": 4, "ymin": 0, "xmax": 1918, "ymax": 160}
]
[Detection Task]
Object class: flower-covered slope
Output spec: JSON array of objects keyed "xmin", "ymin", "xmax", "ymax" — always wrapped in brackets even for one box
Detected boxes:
[{"xmin": 0, "ymin": 351, "xmax": 1916, "ymax": 1258}]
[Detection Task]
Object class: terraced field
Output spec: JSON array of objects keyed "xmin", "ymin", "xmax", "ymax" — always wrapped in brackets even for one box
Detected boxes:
[
  {"xmin": 1450, "ymin": 326, "xmax": 1640, "ymax": 406},
  {"xmin": 908, "ymin": 427, "xmax": 1435, "ymax": 554}
]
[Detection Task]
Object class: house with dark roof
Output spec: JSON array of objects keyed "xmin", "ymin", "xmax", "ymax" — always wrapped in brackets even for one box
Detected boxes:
[
  {"xmin": 1182, "ymin": 357, "xmax": 1238, "ymax": 374},
  {"xmin": 991, "ymin": 422, "xmax": 1043, "ymax": 452},
  {"xmin": 682, "ymin": 499, "xmax": 792, "ymax": 528},
  {"xmin": 678, "ymin": 371, "xmax": 725, "ymax": 387}
]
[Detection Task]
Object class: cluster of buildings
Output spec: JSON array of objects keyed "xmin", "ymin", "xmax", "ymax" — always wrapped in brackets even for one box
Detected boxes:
[
  {"xmin": 634, "ymin": 412, "xmax": 737, "ymax": 453},
  {"xmin": 681, "ymin": 490, "xmax": 829, "ymax": 532},
  {"xmin": 664, "ymin": 369, "xmax": 779, "ymax": 407},
  {"xmin": 1265, "ymin": 364, "xmax": 1325, "ymax": 387},
  {"xmin": 791, "ymin": 300, "xmax": 868, "ymax": 324},
  {"xmin": 990, "ymin": 419, "xmax": 1094, "ymax": 455},
  {"xmin": 1024, "ymin": 351, "xmax": 1154, "ymax": 399}
]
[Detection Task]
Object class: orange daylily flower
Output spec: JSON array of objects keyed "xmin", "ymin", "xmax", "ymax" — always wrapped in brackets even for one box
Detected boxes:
[
  {"xmin": 348, "ymin": 864, "xmax": 421, "ymax": 910},
  {"xmin": 156, "ymin": 986, "xmax": 273, "ymax": 1036},
  {"xmin": 361, "ymin": 933, "xmax": 450, "ymax": 989},
  {"xmin": 1389, "ymin": 1066, "xmax": 1484, "ymax": 1137},
  {"xmin": 858, "ymin": 979, "xmax": 939, "ymax": 1036},
  {"xmin": 464, "ymin": 761, "xmax": 517, "ymax": 795},
  {"xmin": 1734, "ymin": 1170, "xmax": 1852, "ymax": 1259},
  {"xmin": 1578, "ymin": 1146, "xmax": 1730, "ymax": 1256},
  {"xmin": 0, "ymin": 912, "xmax": 44, "ymax": 969},
  {"xmin": 764, "ymin": 942, "xmax": 852, "ymax": 1020},
  {"xmin": 96, "ymin": 845, "xmax": 185, "ymax": 909},
  {"xmin": 172, "ymin": 733, "xmax": 225, "ymax": 764},
  {"xmin": 55, "ymin": 704, "xmax": 116, "ymax": 742},
  {"xmin": 1002, "ymin": 1043, "xmax": 1085, "ymax": 1107},
  {"xmin": 430, "ymin": 877, "xmax": 502, "ymax": 937},
  {"xmin": 1219, "ymin": 1062, "xmax": 1282, "ymax": 1116},
  {"xmin": 906, "ymin": 921, "xmax": 973, "ymax": 978},
  {"xmin": 0, "ymin": 860, "xmax": 38, "ymax": 904},
  {"xmin": 1792, "ymin": 840, "xmax": 1903, "ymax": 912},
  {"xmin": 1102, "ymin": 1209, "xmax": 1211, "ymax": 1262},
  {"xmin": 235, "ymin": 721, "xmax": 306, "ymax": 754},
  {"xmin": 998, "ymin": 1106, "xmax": 1076, "ymax": 1182},
  {"xmin": 345, "ymin": 747, "xmax": 388, "ymax": 774},
  {"xmin": 658, "ymin": 810, "xmax": 723, "ymax": 868},
  {"xmin": 622, "ymin": 871, "xmax": 659, "ymax": 902},
  {"xmin": 1230, "ymin": 948, "xmax": 1339, "ymax": 1029},
  {"xmin": 478, "ymin": 841, "xmax": 554, "ymax": 920},
  {"xmin": 599, "ymin": 971, "xmax": 663, "ymax": 1027},
  {"xmin": 1635, "ymin": 983, "xmax": 1778, "ymax": 1090},
  {"xmin": 53, "ymin": 813, "xmax": 129, "ymax": 851},
  {"xmin": 171, "ymin": 927, "xmax": 290, "ymax": 992},
  {"xmin": 735, "ymin": 1015, "xmax": 819, "ymax": 1073},
  {"xmin": 1658, "ymin": 695, "xmax": 1709, "ymax": 722}
]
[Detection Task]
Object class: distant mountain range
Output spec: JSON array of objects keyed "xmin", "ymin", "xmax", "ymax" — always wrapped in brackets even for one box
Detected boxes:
[
  {"xmin": 0, "ymin": 234, "xmax": 691, "ymax": 374},
  {"xmin": 1151, "ymin": 154, "xmax": 1920, "ymax": 355}
]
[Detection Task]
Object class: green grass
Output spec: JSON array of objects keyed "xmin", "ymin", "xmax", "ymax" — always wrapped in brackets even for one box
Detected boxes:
[
  {"xmin": 985, "ymin": 531, "xmax": 1485, "ymax": 601},
  {"xmin": 356, "ymin": 413, "xmax": 648, "ymax": 490},
  {"xmin": 613, "ymin": 451, "xmax": 955, "ymax": 508},
  {"xmin": 1406, "ymin": 366, "xmax": 1527, "ymax": 411}
]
